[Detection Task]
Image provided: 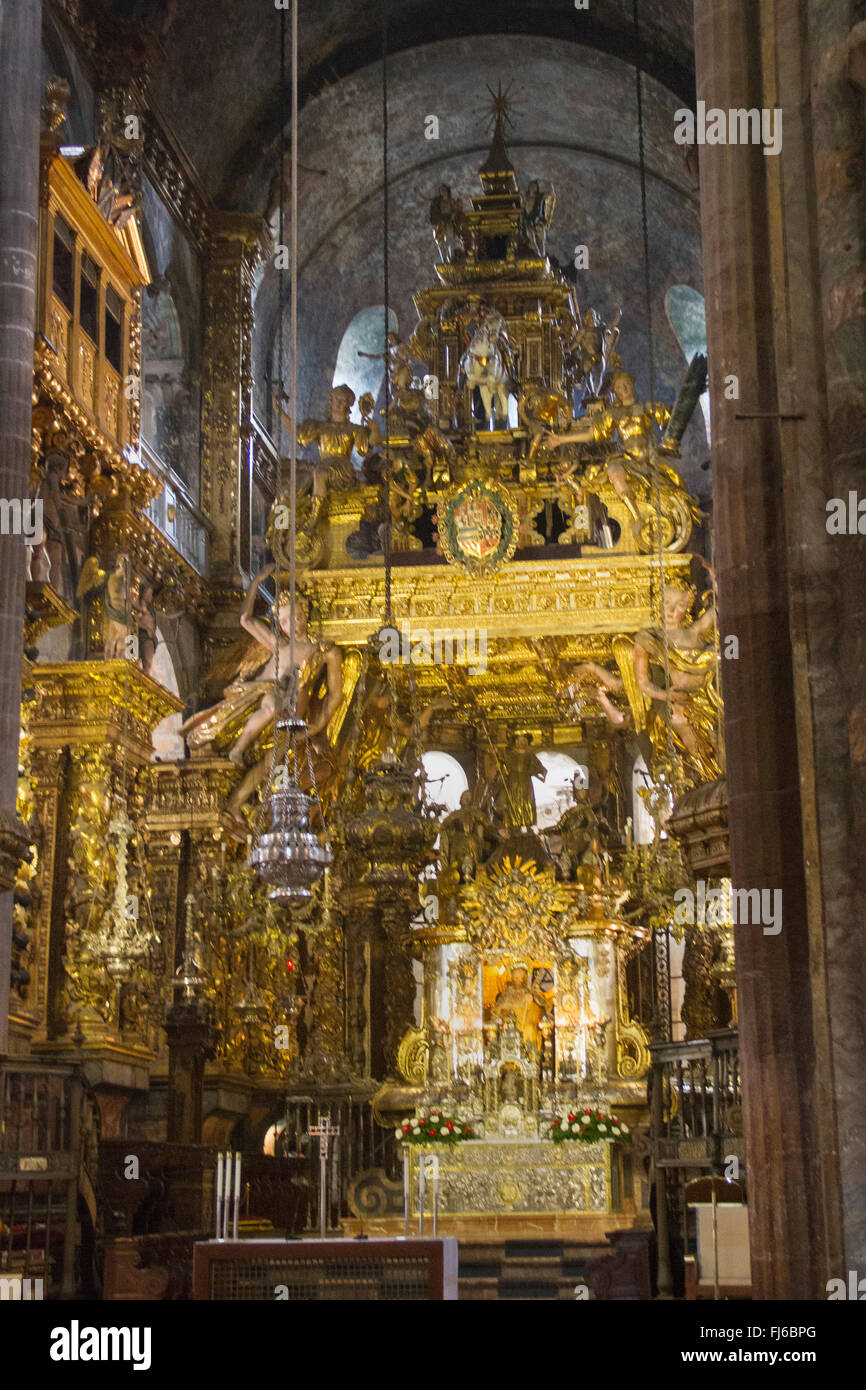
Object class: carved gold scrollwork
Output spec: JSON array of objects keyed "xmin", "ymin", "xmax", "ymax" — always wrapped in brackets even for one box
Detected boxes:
[
  {"xmin": 396, "ymin": 1025, "xmax": 429, "ymax": 1085},
  {"xmin": 615, "ymin": 942, "xmax": 651, "ymax": 1079}
]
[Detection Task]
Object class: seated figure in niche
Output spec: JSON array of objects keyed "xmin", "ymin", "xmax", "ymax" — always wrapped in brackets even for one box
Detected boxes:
[
  {"xmin": 438, "ymin": 790, "xmax": 499, "ymax": 883},
  {"xmin": 489, "ymin": 963, "xmax": 548, "ymax": 1051}
]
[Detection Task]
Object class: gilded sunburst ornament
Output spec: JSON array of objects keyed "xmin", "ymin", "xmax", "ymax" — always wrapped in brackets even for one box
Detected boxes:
[{"xmin": 458, "ymin": 855, "xmax": 571, "ymax": 958}]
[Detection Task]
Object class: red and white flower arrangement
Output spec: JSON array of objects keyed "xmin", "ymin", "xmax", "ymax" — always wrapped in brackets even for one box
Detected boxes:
[
  {"xmin": 547, "ymin": 1108, "xmax": 631, "ymax": 1144},
  {"xmin": 394, "ymin": 1108, "xmax": 473, "ymax": 1145}
]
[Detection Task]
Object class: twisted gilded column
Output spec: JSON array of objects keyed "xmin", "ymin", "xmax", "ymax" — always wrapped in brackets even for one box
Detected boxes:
[{"xmin": 0, "ymin": 0, "xmax": 43, "ymax": 1048}]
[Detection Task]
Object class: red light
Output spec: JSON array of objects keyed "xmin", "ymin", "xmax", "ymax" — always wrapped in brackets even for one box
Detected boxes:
[{"xmin": 286, "ymin": 959, "xmax": 294, "ymax": 972}]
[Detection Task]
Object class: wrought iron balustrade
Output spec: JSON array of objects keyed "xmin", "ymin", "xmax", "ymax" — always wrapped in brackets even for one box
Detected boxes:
[
  {"xmin": 651, "ymin": 1029, "xmax": 743, "ymax": 1170},
  {"xmin": 281, "ymin": 1088, "xmax": 399, "ymax": 1234}
]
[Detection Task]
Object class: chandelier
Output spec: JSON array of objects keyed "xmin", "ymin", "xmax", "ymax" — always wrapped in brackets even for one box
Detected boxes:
[{"xmin": 250, "ymin": 714, "xmax": 333, "ymax": 902}]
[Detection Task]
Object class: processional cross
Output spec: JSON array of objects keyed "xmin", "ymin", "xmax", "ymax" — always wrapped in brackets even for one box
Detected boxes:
[{"xmin": 307, "ymin": 1115, "xmax": 340, "ymax": 1239}]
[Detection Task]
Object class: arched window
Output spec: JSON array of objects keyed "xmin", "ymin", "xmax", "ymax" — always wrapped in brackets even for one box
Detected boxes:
[
  {"xmin": 632, "ymin": 753, "xmax": 657, "ymax": 844},
  {"xmin": 534, "ymin": 751, "xmax": 589, "ymax": 829},
  {"xmin": 665, "ymin": 285, "xmax": 710, "ymax": 444},
  {"xmin": 422, "ymin": 751, "xmax": 469, "ymax": 818},
  {"xmin": 332, "ymin": 305, "xmax": 398, "ymax": 417}
]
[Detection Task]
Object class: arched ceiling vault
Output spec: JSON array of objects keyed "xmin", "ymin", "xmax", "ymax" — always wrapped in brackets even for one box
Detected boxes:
[{"xmin": 115, "ymin": 0, "xmax": 695, "ymax": 208}]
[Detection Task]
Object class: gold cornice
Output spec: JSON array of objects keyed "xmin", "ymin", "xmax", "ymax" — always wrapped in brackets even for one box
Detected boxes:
[
  {"xmin": 146, "ymin": 758, "xmax": 241, "ymax": 835},
  {"xmin": 304, "ymin": 552, "xmax": 694, "ymax": 644},
  {"xmin": 410, "ymin": 923, "xmax": 467, "ymax": 948},
  {"xmin": 24, "ymin": 581, "xmax": 78, "ymax": 645},
  {"xmin": 30, "ymin": 660, "xmax": 183, "ymax": 756}
]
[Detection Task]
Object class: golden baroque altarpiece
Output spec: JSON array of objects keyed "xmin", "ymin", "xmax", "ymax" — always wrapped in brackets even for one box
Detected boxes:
[{"xmin": 14, "ymin": 89, "xmax": 732, "ymax": 1228}]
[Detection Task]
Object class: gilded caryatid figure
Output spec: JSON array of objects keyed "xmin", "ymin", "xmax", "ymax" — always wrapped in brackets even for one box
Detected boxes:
[
  {"xmin": 179, "ymin": 563, "xmax": 343, "ymax": 776},
  {"xmin": 575, "ymin": 578, "xmax": 721, "ymax": 779}
]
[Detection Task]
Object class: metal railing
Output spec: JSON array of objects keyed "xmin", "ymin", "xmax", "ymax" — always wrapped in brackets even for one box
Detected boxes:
[
  {"xmin": 651, "ymin": 1029, "xmax": 743, "ymax": 1170},
  {"xmin": 141, "ymin": 443, "xmax": 211, "ymax": 575},
  {"xmin": 282, "ymin": 1090, "xmax": 398, "ymax": 1233},
  {"xmin": 649, "ymin": 1029, "xmax": 743, "ymax": 1296}
]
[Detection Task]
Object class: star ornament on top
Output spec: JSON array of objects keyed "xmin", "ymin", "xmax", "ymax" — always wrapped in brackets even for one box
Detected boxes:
[{"xmin": 482, "ymin": 80, "xmax": 521, "ymax": 131}]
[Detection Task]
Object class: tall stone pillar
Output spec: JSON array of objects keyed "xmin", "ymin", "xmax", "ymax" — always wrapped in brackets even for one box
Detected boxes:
[
  {"xmin": 694, "ymin": 0, "xmax": 866, "ymax": 1296},
  {"xmin": 0, "ymin": 0, "xmax": 43, "ymax": 1049},
  {"xmin": 165, "ymin": 1000, "xmax": 214, "ymax": 1144}
]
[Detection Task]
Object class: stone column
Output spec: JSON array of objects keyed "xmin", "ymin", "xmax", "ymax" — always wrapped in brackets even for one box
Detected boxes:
[
  {"xmin": 164, "ymin": 999, "xmax": 214, "ymax": 1144},
  {"xmin": 694, "ymin": 0, "xmax": 866, "ymax": 1296},
  {"xmin": 0, "ymin": 0, "xmax": 42, "ymax": 1047},
  {"xmin": 805, "ymin": 0, "xmax": 866, "ymax": 1284}
]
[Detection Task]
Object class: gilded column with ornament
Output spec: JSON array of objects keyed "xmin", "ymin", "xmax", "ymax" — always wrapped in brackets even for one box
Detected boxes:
[
  {"xmin": 26, "ymin": 661, "xmax": 181, "ymax": 1068},
  {"xmin": 200, "ymin": 212, "xmax": 267, "ymax": 589}
]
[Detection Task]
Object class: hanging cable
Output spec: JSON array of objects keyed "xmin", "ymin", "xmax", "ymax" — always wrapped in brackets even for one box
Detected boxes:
[
  {"xmin": 632, "ymin": 0, "xmax": 675, "ymax": 758},
  {"xmin": 381, "ymin": 0, "xmax": 392, "ymax": 631},
  {"xmin": 249, "ymin": 1, "xmax": 331, "ymax": 900},
  {"xmin": 379, "ymin": 0, "xmax": 401, "ymax": 756}
]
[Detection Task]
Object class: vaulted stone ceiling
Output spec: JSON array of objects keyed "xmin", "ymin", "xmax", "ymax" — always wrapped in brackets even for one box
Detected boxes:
[
  {"xmin": 115, "ymin": 0, "xmax": 696, "ymax": 207},
  {"xmin": 95, "ymin": 1, "xmax": 707, "ymax": 490}
]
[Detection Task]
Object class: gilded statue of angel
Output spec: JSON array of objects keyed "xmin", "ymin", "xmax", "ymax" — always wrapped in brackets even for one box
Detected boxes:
[
  {"xmin": 573, "ymin": 576, "xmax": 721, "ymax": 778},
  {"xmin": 520, "ymin": 181, "xmax": 556, "ymax": 257},
  {"xmin": 546, "ymin": 357, "xmax": 706, "ymax": 548},
  {"xmin": 179, "ymin": 564, "xmax": 343, "ymax": 773}
]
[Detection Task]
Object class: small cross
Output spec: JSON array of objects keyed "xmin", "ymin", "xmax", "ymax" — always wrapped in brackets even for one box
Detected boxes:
[{"xmin": 308, "ymin": 1115, "xmax": 340, "ymax": 1159}]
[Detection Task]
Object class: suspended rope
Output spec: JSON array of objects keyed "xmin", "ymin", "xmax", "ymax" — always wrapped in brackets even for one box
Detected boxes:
[
  {"xmin": 632, "ymin": 0, "xmax": 675, "ymax": 760},
  {"xmin": 249, "ymin": 0, "xmax": 332, "ymax": 901},
  {"xmin": 379, "ymin": 0, "xmax": 401, "ymax": 757}
]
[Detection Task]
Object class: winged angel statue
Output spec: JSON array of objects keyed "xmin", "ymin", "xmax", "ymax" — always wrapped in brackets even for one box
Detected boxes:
[{"xmin": 573, "ymin": 572, "xmax": 722, "ymax": 781}]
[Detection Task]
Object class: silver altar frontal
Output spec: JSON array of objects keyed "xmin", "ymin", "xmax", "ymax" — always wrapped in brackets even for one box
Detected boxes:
[{"xmin": 407, "ymin": 1138, "xmax": 623, "ymax": 1220}]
